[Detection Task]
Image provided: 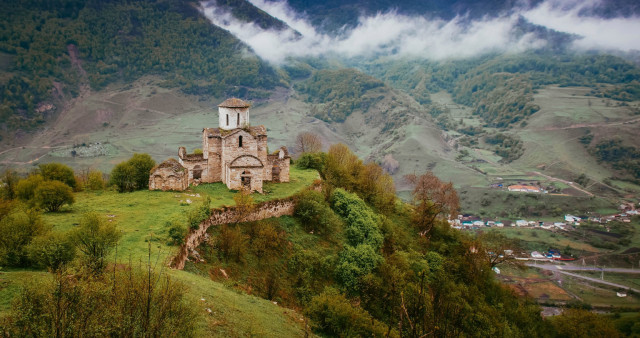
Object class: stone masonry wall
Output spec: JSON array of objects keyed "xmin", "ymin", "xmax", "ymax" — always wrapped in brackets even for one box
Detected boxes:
[{"xmin": 171, "ymin": 198, "xmax": 296, "ymax": 269}]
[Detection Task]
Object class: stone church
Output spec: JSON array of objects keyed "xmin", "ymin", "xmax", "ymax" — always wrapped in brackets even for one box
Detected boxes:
[{"xmin": 149, "ymin": 98, "xmax": 290, "ymax": 193}]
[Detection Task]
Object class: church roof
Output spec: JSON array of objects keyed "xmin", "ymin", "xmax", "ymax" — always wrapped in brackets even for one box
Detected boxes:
[
  {"xmin": 150, "ymin": 158, "xmax": 186, "ymax": 173},
  {"xmin": 204, "ymin": 125, "xmax": 267, "ymax": 138},
  {"xmin": 218, "ymin": 98, "xmax": 251, "ymax": 108}
]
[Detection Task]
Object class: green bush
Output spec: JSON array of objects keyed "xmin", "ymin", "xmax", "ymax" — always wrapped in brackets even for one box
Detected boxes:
[
  {"xmin": 3, "ymin": 267, "xmax": 198, "ymax": 336},
  {"xmin": 331, "ymin": 188, "xmax": 383, "ymax": 249},
  {"xmin": 27, "ymin": 232, "xmax": 75, "ymax": 272},
  {"xmin": 15, "ymin": 174, "xmax": 44, "ymax": 202},
  {"xmin": 0, "ymin": 205, "xmax": 48, "ymax": 267},
  {"xmin": 38, "ymin": 163, "xmax": 76, "ymax": 189},
  {"xmin": 295, "ymin": 152, "xmax": 326, "ymax": 172},
  {"xmin": 33, "ymin": 180, "xmax": 74, "ymax": 212},
  {"xmin": 305, "ymin": 288, "xmax": 387, "ymax": 337},
  {"xmin": 109, "ymin": 153, "xmax": 155, "ymax": 192},
  {"xmin": 86, "ymin": 171, "xmax": 105, "ymax": 190},
  {"xmin": 69, "ymin": 213, "xmax": 121, "ymax": 274},
  {"xmin": 167, "ymin": 220, "xmax": 187, "ymax": 246},
  {"xmin": 294, "ymin": 189, "xmax": 341, "ymax": 235},
  {"xmin": 335, "ymin": 244, "xmax": 382, "ymax": 293}
]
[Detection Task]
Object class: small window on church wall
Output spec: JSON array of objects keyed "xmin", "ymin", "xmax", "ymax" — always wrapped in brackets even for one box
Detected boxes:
[
  {"xmin": 226, "ymin": 114, "xmax": 229, "ymax": 126},
  {"xmin": 237, "ymin": 113, "xmax": 240, "ymax": 125},
  {"xmin": 239, "ymin": 135, "xmax": 243, "ymax": 147}
]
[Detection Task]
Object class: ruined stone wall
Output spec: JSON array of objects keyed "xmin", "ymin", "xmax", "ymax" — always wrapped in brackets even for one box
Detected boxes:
[
  {"xmin": 179, "ymin": 158, "xmax": 207, "ymax": 184},
  {"xmin": 149, "ymin": 167, "xmax": 188, "ymax": 191},
  {"xmin": 171, "ymin": 198, "xmax": 296, "ymax": 269},
  {"xmin": 267, "ymin": 155, "xmax": 290, "ymax": 183}
]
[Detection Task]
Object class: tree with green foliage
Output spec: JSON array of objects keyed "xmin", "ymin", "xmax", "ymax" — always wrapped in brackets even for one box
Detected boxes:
[
  {"xmin": 110, "ymin": 153, "xmax": 155, "ymax": 192},
  {"xmin": 331, "ymin": 188, "xmax": 383, "ymax": 249},
  {"xmin": 335, "ymin": 244, "xmax": 383, "ymax": 294},
  {"xmin": 86, "ymin": 170, "xmax": 105, "ymax": 190},
  {"xmin": 0, "ymin": 169, "xmax": 20, "ymax": 200},
  {"xmin": 305, "ymin": 288, "xmax": 388, "ymax": 337},
  {"xmin": 15, "ymin": 174, "xmax": 44, "ymax": 203},
  {"xmin": 550, "ymin": 309, "xmax": 621, "ymax": 338},
  {"xmin": 128, "ymin": 153, "xmax": 156, "ymax": 189},
  {"xmin": 294, "ymin": 189, "xmax": 341, "ymax": 235},
  {"xmin": 33, "ymin": 180, "xmax": 74, "ymax": 212},
  {"xmin": 69, "ymin": 212, "xmax": 121, "ymax": 275},
  {"xmin": 27, "ymin": 232, "xmax": 75, "ymax": 272},
  {"xmin": 323, "ymin": 143, "xmax": 362, "ymax": 190},
  {"xmin": 0, "ymin": 205, "xmax": 48, "ymax": 267},
  {"xmin": 233, "ymin": 189, "xmax": 255, "ymax": 224},
  {"xmin": 38, "ymin": 163, "xmax": 76, "ymax": 189},
  {"xmin": 110, "ymin": 161, "xmax": 136, "ymax": 192},
  {"xmin": 216, "ymin": 224, "xmax": 248, "ymax": 263},
  {"xmin": 295, "ymin": 152, "xmax": 326, "ymax": 172}
]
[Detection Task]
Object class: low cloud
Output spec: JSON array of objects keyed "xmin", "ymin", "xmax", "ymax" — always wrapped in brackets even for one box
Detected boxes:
[{"xmin": 200, "ymin": 0, "xmax": 640, "ymax": 64}]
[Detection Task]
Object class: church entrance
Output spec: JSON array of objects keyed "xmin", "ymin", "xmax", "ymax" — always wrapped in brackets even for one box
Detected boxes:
[
  {"xmin": 240, "ymin": 171, "xmax": 251, "ymax": 190},
  {"xmin": 192, "ymin": 165, "xmax": 202, "ymax": 180},
  {"xmin": 272, "ymin": 165, "xmax": 281, "ymax": 183}
]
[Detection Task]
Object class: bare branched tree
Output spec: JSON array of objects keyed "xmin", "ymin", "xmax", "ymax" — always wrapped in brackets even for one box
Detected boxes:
[{"xmin": 295, "ymin": 132, "xmax": 323, "ymax": 155}]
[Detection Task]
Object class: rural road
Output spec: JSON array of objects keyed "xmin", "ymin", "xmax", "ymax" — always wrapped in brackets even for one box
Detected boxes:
[
  {"xmin": 530, "ymin": 171, "xmax": 594, "ymax": 196},
  {"xmin": 528, "ymin": 263, "xmax": 640, "ymax": 274},
  {"xmin": 528, "ymin": 263, "xmax": 640, "ymax": 293}
]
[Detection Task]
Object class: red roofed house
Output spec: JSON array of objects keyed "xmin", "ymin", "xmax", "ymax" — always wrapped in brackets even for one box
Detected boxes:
[{"xmin": 508, "ymin": 185, "xmax": 540, "ymax": 193}]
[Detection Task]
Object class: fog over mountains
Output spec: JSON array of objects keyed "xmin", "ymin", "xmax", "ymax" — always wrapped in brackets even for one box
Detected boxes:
[{"xmin": 200, "ymin": 0, "xmax": 640, "ymax": 64}]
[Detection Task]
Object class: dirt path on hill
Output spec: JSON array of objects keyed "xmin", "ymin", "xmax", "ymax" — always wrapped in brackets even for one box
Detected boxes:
[
  {"xmin": 530, "ymin": 171, "xmax": 594, "ymax": 196},
  {"xmin": 534, "ymin": 116, "xmax": 640, "ymax": 131}
]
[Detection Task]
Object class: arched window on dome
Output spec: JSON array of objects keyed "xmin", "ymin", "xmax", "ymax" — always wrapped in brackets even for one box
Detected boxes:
[
  {"xmin": 226, "ymin": 114, "xmax": 229, "ymax": 126},
  {"xmin": 237, "ymin": 113, "xmax": 240, "ymax": 126},
  {"xmin": 239, "ymin": 135, "xmax": 243, "ymax": 148}
]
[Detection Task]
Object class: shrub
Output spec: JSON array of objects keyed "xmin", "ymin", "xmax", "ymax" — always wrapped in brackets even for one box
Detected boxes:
[
  {"xmin": 33, "ymin": 180, "xmax": 74, "ymax": 212},
  {"xmin": 294, "ymin": 189, "xmax": 341, "ymax": 235},
  {"xmin": 331, "ymin": 189, "xmax": 383, "ymax": 249},
  {"xmin": 167, "ymin": 220, "xmax": 187, "ymax": 246},
  {"xmin": 3, "ymin": 267, "xmax": 198, "ymax": 336},
  {"xmin": 69, "ymin": 213, "xmax": 121, "ymax": 274},
  {"xmin": 305, "ymin": 288, "xmax": 387, "ymax": 337},
  {"xmin": 0, "ymin": 205, "xmax": 48, "ymax": 267},
  {"xmin": 27, "ymin": 232, "xmax": 75, "ymax": 271},
  {"xmin": 109, "ymin": 153, "xmax": 155, "ymax": 192},
  {"xmin": 38, "ymin": 162, "xmax": 76, "ymax": 189},
  {"xmin": 296, "ymin": 152, "xmax": 326, "ymax": 171},
  {"xmin": 86, "ymin": 170, "xmax": 105, "ymax": 190},
  {"xmin": 15, "ymin": 174, "xmax": 44, "ymax": 202},
  {"xmin": 335, "ymin": 244, "xmax": 383, "ymax": 293}
]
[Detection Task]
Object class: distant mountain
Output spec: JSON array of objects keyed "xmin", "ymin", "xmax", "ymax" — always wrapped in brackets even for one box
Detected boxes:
[{"xmin": 280, "ymin": 0, "xmax": 640, "ymax": 31}]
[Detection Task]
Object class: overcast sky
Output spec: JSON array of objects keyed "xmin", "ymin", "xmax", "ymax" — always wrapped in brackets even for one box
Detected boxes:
[{"xmin": 200, "ymin": 0, "xmax": 640, "ymax": 64}]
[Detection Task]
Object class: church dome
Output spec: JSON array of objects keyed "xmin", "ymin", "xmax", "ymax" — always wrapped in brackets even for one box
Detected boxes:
[{"xmin": 218, "ymin": 98, "xmax": 251, "ymax": 108}]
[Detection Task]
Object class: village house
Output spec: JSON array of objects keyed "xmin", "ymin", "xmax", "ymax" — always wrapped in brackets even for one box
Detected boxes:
[
  {"xmin": 508, "ymin": 185, "xmax": 541, "ymax": 193},
  {"xmin": 149, "ymin": 98, "xmax": 290, "ymax": 193}
]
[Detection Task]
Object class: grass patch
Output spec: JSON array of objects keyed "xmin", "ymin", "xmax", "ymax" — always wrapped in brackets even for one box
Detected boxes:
[
  {"xmin": 484, "ymin": 227, "xmax": 601, "ymax": 253},
  {"xmin": 562, "ymin": 276, "xmax": 640, "ymax": 308}
]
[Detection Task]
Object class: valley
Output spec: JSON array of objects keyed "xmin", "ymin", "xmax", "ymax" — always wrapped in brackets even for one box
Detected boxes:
[{"xmin": 1, "ymin": 0, "xmax": 640, "ymax": 336}]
